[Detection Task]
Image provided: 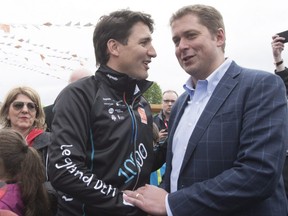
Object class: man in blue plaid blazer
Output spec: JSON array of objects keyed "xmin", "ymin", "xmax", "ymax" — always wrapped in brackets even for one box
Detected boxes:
[{"xmin": 123, "ymin": 4, "xmax": 288, "ymax": 216}]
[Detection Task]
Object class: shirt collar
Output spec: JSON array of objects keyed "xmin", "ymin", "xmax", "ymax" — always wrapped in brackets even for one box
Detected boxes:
[{"xmin": 183, "ymin": 58, "xmax": 232, "ymax": 99}]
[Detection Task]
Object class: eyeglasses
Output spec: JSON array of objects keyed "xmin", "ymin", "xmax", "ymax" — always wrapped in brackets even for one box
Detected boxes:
[
  {"xmin": 12, "ymin": 101, "xmax": 37, "ymax": 112},
  {"xmin": 163, "ymin": 100, "xmax": 176, "ymax": 104}
]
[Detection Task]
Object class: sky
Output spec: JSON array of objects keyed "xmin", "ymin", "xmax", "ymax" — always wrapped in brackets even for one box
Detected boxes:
[{"xmin": 1, "ymin": 0, "xmax": 288, "ymax": 106}]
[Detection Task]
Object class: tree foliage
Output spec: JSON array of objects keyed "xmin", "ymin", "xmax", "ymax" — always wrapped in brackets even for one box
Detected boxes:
[{"xmin": 143, "ymin": 82, "xmax": 162, "ymax": 104}]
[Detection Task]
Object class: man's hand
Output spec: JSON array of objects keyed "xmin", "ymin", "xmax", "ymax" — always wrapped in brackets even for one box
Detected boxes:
[
  {"xmin": 159, "ymin": 129, "xmax": 168, "ymax": 142},
  {"xmin": 271, "ymin": 34, "xmax": 285, "ymax": 60},
  {"xmin": 123, "ymin": 184, "xmax": 168, "ymax": 216}
]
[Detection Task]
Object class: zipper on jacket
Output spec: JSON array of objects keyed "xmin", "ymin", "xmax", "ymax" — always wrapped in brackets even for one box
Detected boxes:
[{"xmin": 123, "ymin": 92, "xmax": 141, "ymax": 190}]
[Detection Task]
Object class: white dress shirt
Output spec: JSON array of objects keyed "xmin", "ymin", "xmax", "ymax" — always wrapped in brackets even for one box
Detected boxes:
[{"xmin": 166, "ymin": 58, "xmax": 232, "ymax": 215}]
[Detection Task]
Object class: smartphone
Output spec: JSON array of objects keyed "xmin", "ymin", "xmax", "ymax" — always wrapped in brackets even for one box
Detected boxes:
[{"xmin": 277, "ymin": 30, "xmax": 288, "ymax": 43}]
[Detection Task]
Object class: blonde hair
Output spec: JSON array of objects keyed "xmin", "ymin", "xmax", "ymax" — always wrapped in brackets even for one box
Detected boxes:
[{"xmin": 0, "ymin": 86, "xmax": 46, "ymax": 130}]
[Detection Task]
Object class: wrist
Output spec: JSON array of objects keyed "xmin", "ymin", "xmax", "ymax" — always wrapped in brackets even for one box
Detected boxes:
[
  {"xmin": 274, "ymin": 59, "xmax": 284, "ymax": 66},
  {"xmin": 274, "ymin": 59, "xmax": 284, "ymax": 67},
  {"xmin": 275, "ymin": 59, "xmax": 285, "ymax": 72}
]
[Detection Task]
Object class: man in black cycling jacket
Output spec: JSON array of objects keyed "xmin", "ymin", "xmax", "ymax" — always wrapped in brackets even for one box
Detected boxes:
[{"xmin": 48, "ymin": 9, "xmax": 165, "ymax": 216}]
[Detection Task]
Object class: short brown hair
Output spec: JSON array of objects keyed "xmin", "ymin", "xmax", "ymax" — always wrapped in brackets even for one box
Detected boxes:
[
  {"xmin": 170, "ymin": 4, "xmax": 226, "ymax": 51},
  {"xmin": 93, "ymin": 9, "xmax": 154, "ymax": 66}
]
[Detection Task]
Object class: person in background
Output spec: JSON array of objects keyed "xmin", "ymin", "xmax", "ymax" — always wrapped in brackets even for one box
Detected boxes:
[
  {"xmin": 68, "ymin": 67, "xmax": 93, "ymax": 83},
  {"xmin": 271, "ymin": 33, "xmax": 288, "ymax": 91},
  {"xmin": 272, "ymin": 33, "xmax": 288, "ymax": 198},
  {"xmin": 150, "ymin": 122, "xmax": 164, "ymax": 186},
  {"xmin": 124, "ymin": 4, "xmax": 288, "ymax": 216},
  {"xmin": 0, "ymin": 86, "xmax": 48, "ymax": 161},
  {"xmin": 150, "ymin": 90, "xmax": 178, "ymax": 186},
  {"xmin": 47, "ymin": 9, "xmax": 165, "ymax": 216},
  {"xmin": 44, "ymin": 67, "xmax": 92, "ymax": 132},
  {"xmin": 0, "ymin": 86, "xmax": 56, "ymax": 215},
  {"xmin": 152, "ymin": 122, "xmax": 160, "ymax": 145},
  {"xmin": 153, "ymin": 90, "xmax": 178, "ymax": 142},
  {"xmin": 0, "ymin": 129, "xmax": 50, "ymax": 216}
]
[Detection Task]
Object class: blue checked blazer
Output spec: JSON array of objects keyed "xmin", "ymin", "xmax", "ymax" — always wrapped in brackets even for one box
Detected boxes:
[{"xmin": 164, "ymin": 61, "xmax": 288, "ymax": 216}]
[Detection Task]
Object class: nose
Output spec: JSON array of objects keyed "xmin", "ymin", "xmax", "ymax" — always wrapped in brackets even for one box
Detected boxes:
[
  {"xmin": 21, "ymin": 104, "xmax": 29, "ymax": 112},
  {"xmin": 178, "ymin": 38, "xmax": 189, "ymax": 50},
  {"xmin": 148, "ymin": 44, "xmax": 157, "ymax": 58}
]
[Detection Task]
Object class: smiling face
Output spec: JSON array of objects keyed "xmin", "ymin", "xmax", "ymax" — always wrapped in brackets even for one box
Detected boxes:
[
  {"xmin": 171, "ymin": 14, "xmax": 225, "ymax": 84},
  {"xmin": 7, "ymin": 94, "xmax": 37, "ymax": 134},
  {"xmin": 108, "ymin": 21, "xmax": 157, "ymax": 80}
]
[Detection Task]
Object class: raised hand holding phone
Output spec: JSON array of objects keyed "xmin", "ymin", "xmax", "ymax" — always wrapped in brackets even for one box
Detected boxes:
[{"xmin": 277, "ymin": 30, "xmax": 288, "ymax": 43}]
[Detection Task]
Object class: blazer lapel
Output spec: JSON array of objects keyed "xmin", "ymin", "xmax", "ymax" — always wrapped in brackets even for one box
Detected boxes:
[{"xmin": 180, "ymin": 64, "xmax": 241, "ymax": 172}]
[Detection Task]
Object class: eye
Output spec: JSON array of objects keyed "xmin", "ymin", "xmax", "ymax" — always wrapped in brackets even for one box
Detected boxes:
[
  {"xmin": 183, "ymin": 31, "xmax": 197, "ymax": 41},
  {"xmin": 27, "ymin": 102, "xmax": 36, "ymax": 110},
  {"xmin": 12, "ymin": 102, "xmax": 24, "ymax": 110},
  {"xmin": 11, "ymin": 101, "xmax": 37, "ymax": 112},
  {"xmin": 140, "ymin": 39, "xmax": 149, "ymax": 47},
  {"xmin": 172, "ymin": 38, "xmax": 180, "ymax": 47}
]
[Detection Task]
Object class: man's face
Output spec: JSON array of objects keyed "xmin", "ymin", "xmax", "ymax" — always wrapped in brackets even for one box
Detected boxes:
[
  {"xmin": 162, "ymin": 92, "xmax": 178, "ymax": 116},
  {"xmin": 117, "ymin": 22, "xmax": 157, "ymax": 80},
  {"xmin": 171, "ymin": 14, "xmax": 225, "ymax": 82}
]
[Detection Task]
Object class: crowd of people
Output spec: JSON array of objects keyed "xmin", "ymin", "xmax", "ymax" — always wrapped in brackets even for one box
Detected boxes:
[{"xmin": 1, "ymin": 4, "xmax": 288, "ymax": 216}]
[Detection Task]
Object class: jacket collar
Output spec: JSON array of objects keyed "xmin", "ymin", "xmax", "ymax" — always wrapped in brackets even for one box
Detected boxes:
[{"xmin": 95, "ymin": 65, "xmax": 153, "ymax": 97}]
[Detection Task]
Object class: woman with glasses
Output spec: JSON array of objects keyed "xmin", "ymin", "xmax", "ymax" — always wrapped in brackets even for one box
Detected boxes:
[
  {"xmin": 0, "ymin": 86, "xmax": 56, "ymax": 215},
  {"xmin": 0, "ymin": 86, "xmax": 46, "ymax": 147}
]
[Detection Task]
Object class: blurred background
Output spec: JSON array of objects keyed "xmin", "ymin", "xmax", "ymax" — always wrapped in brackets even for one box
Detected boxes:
[{"xmin": 1, "ymin": 0, "xmax": 287, "ymax": 105}]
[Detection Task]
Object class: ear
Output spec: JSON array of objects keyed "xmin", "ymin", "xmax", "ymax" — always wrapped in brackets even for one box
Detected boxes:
[
  {"xmin": 216, "ymin": 28, "xmax": 225, "ymax": 47},
  {"xmin": 107, "ymin": 39, "xmax": 120, "ymax": 57}
]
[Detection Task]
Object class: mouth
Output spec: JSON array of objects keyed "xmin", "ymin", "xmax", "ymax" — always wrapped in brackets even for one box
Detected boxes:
[
  {"xmin": 182, "ymin": 55, "xmax": 194, "ymax": 63},
  {"xmin": 19, "ymin": 116, "xmax": 29, "ymax": 120},
  {"xmin": 143, "ymin": 60, "xmax": 151, "ymax": 70}
]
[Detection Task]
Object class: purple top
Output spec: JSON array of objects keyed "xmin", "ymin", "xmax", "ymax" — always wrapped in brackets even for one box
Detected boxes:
[{"xmin": 0, "ymin": 183, "xmax": 24, "ymax": 216}]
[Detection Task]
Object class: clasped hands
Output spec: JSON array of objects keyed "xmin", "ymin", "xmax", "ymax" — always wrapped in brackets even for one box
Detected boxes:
[{"xmin": 123, "ymin": 184, "xmax": 168, "ymax": 216}]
